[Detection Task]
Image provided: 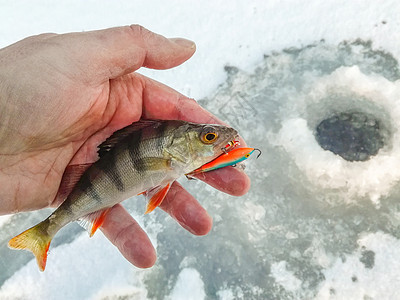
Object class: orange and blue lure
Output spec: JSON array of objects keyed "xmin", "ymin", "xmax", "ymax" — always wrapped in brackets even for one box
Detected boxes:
[{"xmin": 187, "ymin": 147, "xmax": 261, "ymax": 176}]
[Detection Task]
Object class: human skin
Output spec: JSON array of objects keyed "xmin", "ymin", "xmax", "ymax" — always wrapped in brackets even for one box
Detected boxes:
[{"xmin": 0, "ymin": 25, "xmax": 250, "ymax": 268}]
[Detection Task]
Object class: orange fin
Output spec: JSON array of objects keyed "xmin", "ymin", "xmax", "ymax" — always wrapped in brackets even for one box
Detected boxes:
[
  {"xmin": 144, "ymin": 183, "xmax": 171, "ymax": 214},
  {"xmin": 78, "ymin": 208, "xmax": 111, "ymax": 237},
  {"xmin": 8, "ymin": 220, "xmax": 53, "ymax": 272}
]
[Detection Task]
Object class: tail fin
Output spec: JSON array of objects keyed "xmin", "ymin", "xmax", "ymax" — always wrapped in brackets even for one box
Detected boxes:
[{"xmin": 8, "ymin": 220, "xmax": 53, "ymax": 272}]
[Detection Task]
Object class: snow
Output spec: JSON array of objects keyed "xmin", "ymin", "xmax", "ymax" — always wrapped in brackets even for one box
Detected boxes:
[
  {"xmin": 0, "ymin": 216, "xmax": 11, "ymax": 228},
  {"xmin": 316, "ymin": 232, "xmax": 400, "ymax": 300},
  {"xmin": 2, "ymin": 1, "xmax": 400, "ymax": 299},
  {"xmin": 0, "ymin": 233, "xmax": 147, "ymax": 299},
  {"xmin": 167, "ymin": 268, "xmax": 206, "ymax": 300}
]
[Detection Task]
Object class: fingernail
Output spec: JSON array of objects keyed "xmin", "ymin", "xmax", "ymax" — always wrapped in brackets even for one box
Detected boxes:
[{"xmin": 170, "ymin": 38, "xmax": 196, "ymax": 49}]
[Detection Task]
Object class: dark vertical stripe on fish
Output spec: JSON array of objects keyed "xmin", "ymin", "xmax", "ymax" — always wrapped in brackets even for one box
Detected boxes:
[
  {"xmin": 97, "ymin": 155, "xmax": 125, "ymax": 192},
  {"xmin": 128, "ymin": 130, "xmax": 146, "ymax": 173},
  {"xmin": 156, "ymin": 121, "xmax": 168, "ymax": 151},
  {"xmin": 63, "ymin": 202, "xmax": 74, "ymax": 215},
  {"xmin": 77, "ymin": 172, "xmax": 102, "ymax": 203}
]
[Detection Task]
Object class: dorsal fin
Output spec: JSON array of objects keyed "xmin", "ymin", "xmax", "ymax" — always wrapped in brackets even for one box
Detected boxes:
[{"xmin": 98, "ymin": 119, "xmax": 163, "ymax": 158}]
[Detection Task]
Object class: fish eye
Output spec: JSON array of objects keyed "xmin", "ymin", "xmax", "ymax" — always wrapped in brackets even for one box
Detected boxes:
[{"xmin": 201, "ymin": 129, "xmax": 218, "ymax": 144}]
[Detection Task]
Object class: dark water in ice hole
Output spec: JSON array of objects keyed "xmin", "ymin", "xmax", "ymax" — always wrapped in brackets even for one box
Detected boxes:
[{"xmin": 316, "ymin": 111, "xmax": 387, "ymax": 162}]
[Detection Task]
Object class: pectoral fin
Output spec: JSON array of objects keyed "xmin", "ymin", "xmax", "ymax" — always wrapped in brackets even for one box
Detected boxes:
[
  {"xmin": 78, "ymin": 208, "xmax": 111, "ymax": 237},
  {"xmin": 139, "ymin": 157, "xmax": 173, "ymax": 171},
  {"xmin": 56, "ymin": 163, "xmax": 93, "ymax": 202},
  {"xmin": 144, "ymin": 183, "xmax": 172, "ymax": 214}
]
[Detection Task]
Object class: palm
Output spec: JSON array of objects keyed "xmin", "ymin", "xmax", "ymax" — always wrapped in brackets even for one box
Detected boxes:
[{"xmin": 0, "ymin": 60, "xmax": 145, "ymax": 212}]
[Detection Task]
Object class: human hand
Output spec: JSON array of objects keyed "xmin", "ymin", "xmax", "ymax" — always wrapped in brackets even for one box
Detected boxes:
[{"xmin": 0, "ymin": 25, "xmax": 250, "ymax": 268}]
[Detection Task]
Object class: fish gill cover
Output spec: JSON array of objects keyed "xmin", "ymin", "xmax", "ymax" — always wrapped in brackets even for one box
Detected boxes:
[{"xmin": 2, "ymin": 40, "xmax": 400, "ymax": 299}]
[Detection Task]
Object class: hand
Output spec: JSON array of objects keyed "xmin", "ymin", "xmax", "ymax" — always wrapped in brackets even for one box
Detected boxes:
[{"xmin": 0, "ymin": 25, "xmax": 250, "ymax": 268}]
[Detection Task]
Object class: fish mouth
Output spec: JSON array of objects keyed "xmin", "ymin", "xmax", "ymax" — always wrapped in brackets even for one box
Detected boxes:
[{"xmin": 222, "ymin": 139, "xmax": 240, "ymax": 153}]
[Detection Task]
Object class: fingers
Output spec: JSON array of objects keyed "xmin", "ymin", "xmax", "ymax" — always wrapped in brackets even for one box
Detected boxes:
[
  {"xmin": 160, "ymin": 181, "xmax": 213, "ymax": 236},
  {"xmin": 99, "ymin": 184, "xmax": 213, "ymax": 269},
  {"xmin": 55, "ymin": 25, "xmax": 196, "ymax": 80},
  {"xmin": 141, "ymin": 75, "xmax": 222, "ymax": 124},
  {"xmin": 140, "ymin": 74, "xmax": 248, "ymax": 147},
  {"xmin": 100, "ymin": 204, "xmax": 156, "ymax": 268},
  {"xmin": 193, "ymin": 166, "xmax": 251, "ymax": 196}
]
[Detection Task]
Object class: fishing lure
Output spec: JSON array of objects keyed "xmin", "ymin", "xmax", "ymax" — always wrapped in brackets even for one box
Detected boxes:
[{"xmin": 186, "ymin": 147, "xmax": 261, "ymax": 176}]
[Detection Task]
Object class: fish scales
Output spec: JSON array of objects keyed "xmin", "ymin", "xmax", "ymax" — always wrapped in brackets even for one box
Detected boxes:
[{"xmin": 60, "ymin": 122, "xmax": 172, "ymax": 221}]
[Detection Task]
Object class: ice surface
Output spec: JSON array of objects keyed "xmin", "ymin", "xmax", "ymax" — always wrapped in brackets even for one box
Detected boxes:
[
  {"xmin": 270, "ymin": 65, "xmax": 400, "ymax": 205},
  {"xmin": 271, "ymin": 261, "xmax": 302, "ymax": 293},
  {"xmin": 2, "ymin": 2, "xmax": 400, "ymax": 300}
]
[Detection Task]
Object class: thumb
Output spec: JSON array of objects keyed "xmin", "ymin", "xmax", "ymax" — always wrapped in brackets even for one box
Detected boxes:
[{"xmin": 57, "ymin": 25, "xmax": 196, "ymax": 80}]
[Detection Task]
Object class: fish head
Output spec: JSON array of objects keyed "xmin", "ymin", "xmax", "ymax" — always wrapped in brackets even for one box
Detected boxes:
[{"xmin": 166, "ymin": 122, "xmax": 238, "ymax": 173}]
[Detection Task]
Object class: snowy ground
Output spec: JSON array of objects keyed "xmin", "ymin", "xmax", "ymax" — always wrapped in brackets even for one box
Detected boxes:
[{"xmin": 1, "ymin": 1, "xmax": 400, "ymax": 299}]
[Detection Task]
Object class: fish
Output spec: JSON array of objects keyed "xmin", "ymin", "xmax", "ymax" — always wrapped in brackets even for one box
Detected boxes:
[
  {"xmin": 186, "ymin": 147, "xmax": 261, "ymax": 176},
  {"xmin": 8, "ymin": 119, "xmax": 238, "ymax": 271}
]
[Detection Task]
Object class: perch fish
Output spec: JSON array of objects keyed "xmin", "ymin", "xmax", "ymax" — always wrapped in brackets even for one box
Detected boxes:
[{"xmin": 8, "ymin": 119, "xmax": 238, "ymax": 271}]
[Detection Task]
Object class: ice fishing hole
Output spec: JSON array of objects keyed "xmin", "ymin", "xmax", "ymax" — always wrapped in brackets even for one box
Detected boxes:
[{"xmin": 315, "ymin": 111, "xmax": 387, "ymax": 162}]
